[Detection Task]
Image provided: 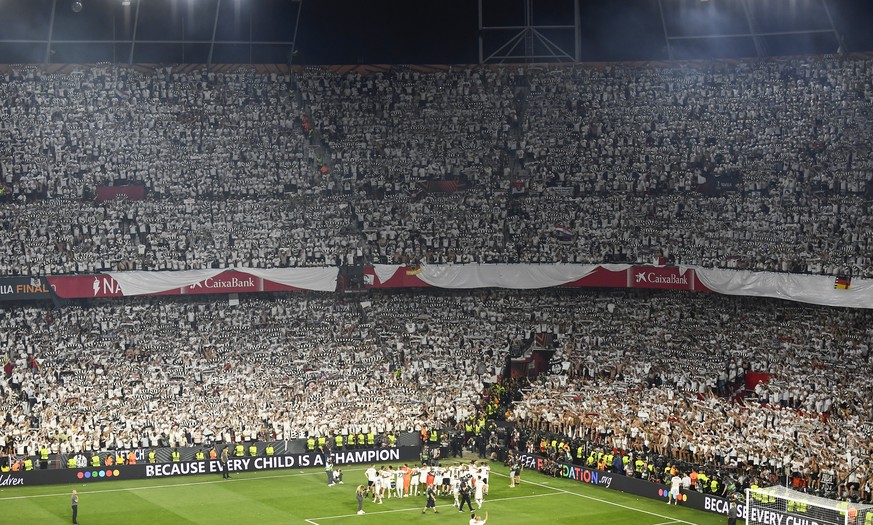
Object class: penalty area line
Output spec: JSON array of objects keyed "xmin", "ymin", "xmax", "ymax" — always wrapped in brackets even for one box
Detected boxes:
[
  {"xmin": 491, "ymin": 472, "xmax": 700, "ymax": 525},
  {"xmin": 305, "ymin": 491, "xmax": 564, "ymax": 521}
]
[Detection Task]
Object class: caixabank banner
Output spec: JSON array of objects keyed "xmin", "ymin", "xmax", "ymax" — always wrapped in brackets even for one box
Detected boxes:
[{"xmin": 2, "ymin": 447, "xmax": 418, "ymax": 487}]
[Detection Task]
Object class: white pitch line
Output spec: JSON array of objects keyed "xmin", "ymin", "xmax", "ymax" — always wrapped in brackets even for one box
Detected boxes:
[
  {"xmin": 652, "ymin": 521, "xmax": 683, "ymax": 525},
  {"xmin": 305, "ymin": 491, "xmax": 565, "ymax": 522},
  {"xmin": 490, "ymin": 472, "xmax": 700, "ymax": 525},
  {"xmin": 0, "ymin": 467, "xmax": 368, "ymax": 501}
]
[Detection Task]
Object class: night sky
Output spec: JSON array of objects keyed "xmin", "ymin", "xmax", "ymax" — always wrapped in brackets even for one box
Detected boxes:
[
  {"xmin": 297, "ymin": 0, "xmax": 873, "ymax": 63},
  {"xmin": 0, "ymin": 0, "xmax": 871, "ymax": 64}
]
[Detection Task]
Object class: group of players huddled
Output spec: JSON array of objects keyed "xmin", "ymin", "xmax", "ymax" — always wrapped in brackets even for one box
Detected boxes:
[{"xmin": 357, "ymin": 460, "xmax": 494, "ymax": 518}]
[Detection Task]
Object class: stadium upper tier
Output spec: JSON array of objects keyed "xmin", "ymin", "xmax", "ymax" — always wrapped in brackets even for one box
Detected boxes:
[{"xmin": 1, "ymin": 57, "xmax": 871, "ymax": 276}]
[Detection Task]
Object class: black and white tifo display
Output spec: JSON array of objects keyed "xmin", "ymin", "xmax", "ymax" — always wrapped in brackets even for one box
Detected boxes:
[{"xmin": 745, "ymin": 485, "xmax": 873, "ymax": 525}]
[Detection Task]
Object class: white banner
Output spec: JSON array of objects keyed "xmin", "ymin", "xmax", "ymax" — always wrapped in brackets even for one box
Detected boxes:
[
  {"xmin": 108, "ymin": 269, "xmax": 224, "ymax": 296},
  {"xmin": 243, "ymin": 267, "xmax": 339, "ymax": 292},
  {"xmin": 695, "ymin": 268, "xmax": 873, "ymax": 309},
  {"xmin": 107, "ymin": 267, "xmax": 339, "ymax": 295},
  {"xmin": 372, "ymin": 264, "xmax": 403, "ymax": 285},
  {"xmin": 417, "ymin": 263, "xmax": 599, "ymax": 289},
  {"xmin": 95, "ymin": 263, "xmax": 873, "ymax": 309}
]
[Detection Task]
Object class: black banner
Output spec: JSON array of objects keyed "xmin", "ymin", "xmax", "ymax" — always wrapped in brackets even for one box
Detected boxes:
[
  {"xmin": 517, "ymin": 453, "xmax": 763, "ymax": 521},
  {"xmin": 0, "ymin": 277, "xmax": 51, "ymax": 301},
  {"xmin": 3, "ymin": 446, "xmax": 419, "ymax": 487}
]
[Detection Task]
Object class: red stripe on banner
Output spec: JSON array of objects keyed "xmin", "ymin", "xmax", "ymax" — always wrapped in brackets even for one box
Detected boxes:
[
  {"xmin": 95, "ymin": 185, "xmax": 146, "ymax": 203},
  {"xmin": 365, "ymin": 267, "xmax": 431, "ymax": 288},
  {"xmin": 47, "ymin": 265, "xmax": 715, "ymax": 298},
  {"xmin": 693, "ymin": 270, "xmax": 712, "ymax": 292},
  {"xmin": 48, "ymin": 275, "xmax": 127, "ymax": 298},
  {"xmin": 363, "ymin": 265, "xmax": 711, "ymax": 291},
  {"xmin": 561, "ymin": 266, "xmax": 629, "ymax": 288},
  {"xmin": 48, "ymin": 271, "xmax": 306, "ymax": 299}
]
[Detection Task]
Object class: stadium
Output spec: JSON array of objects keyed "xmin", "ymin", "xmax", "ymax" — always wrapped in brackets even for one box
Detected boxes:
[{"xmin": 0, "ymin": 0, "xmax": 872, "ymax": 524}]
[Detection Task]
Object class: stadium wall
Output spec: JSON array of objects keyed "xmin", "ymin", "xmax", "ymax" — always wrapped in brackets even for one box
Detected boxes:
[{"xmin": 1, "ymin": 446, "xmax": 420, "ymax": 487}]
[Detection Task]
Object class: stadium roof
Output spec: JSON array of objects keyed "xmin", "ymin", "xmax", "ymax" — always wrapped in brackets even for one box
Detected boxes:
[{"xmin": 0, "ymin": 0, "xmax": 871, "ymax": 65}]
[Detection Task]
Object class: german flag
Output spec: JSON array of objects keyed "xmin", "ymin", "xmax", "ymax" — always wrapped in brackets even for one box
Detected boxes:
[
  {"xmin": 834, "ymin": 275, "xmax": 852, "ymax": 290},
  {"xmin": 405, "ymin": 265, "xmax": 422, "ymax": 276}
]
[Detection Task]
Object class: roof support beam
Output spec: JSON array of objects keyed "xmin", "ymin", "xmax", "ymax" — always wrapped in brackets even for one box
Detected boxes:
[
  {"xmin": 44, "ymin": 0, "xmax": 57, "ymax": 64},
  {"xmin": 128, "ymin": 0, "xmax": 141, "ymax": 64},
  {"xmin": 207, "ymin": 0, "xmax": 223, "ymax": 66},
  {"xmin": 657, "ymin": 0, "xmax": 673, "ymax": 60},
  {"xmin": 479, "ymin": 0, "xmax": 578, "ymax": 64}
]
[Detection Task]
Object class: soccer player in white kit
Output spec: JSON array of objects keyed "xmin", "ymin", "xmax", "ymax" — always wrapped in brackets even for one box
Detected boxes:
[
  {"xmin": 477, "ymin": 463, "xmax": 491, "ymax": 496},
  {"xmin": 365, "ymin": 464, "xmax": 377, "ymax": 497},
  {"xmin": 417, "ymin": 465, "xmax": 429, "ymax": 496},
  {"xmin": 373, "ymin": 468, "xmax": 385, "ymax": 504},
  {"xmin": 474, "ymin": 474, "xmax": 485, "ymax": 508},
  {"xmin": 668, "ymin": 472, "xmax": 682, "ymax": 505},
  {"xmin": 387, "ymin": 466, "xmax": 397, "ymax": 499}
]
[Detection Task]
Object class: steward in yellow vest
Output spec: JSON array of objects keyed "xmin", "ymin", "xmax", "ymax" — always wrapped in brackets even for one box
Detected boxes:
[{"xmin": 39, "ymin": 447, "xmax": 49, "ymax": 469}]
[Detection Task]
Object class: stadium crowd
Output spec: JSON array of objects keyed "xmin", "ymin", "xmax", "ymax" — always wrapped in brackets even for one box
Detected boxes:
[
  {"xmin": 1, "ymin": 56, "xmax": 872, "ymax": 274},
  {"xmin": 0, "ymin": 288, "xmax": 870, "ymax": 503},
  {"xmin": 496, "ymin": 290, "xmax": 873, "ymax": 502},
  {"xmin": 1, "ymin": 55, "xmax": 872, "ymax": 506},
  {"xmin": 0, "ymin": 292, "xmax": 502, "ymax": 461}
]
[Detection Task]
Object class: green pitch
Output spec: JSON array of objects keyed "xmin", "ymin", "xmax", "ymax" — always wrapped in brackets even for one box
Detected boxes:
[{"xmin": 0, "ymin": 463, "xmax": 725, "ymax": 524}]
